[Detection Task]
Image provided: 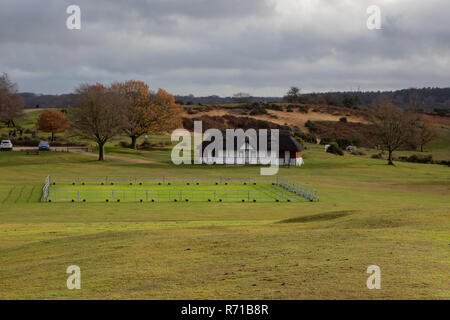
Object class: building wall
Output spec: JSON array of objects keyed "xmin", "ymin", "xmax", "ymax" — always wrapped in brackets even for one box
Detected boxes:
[{"xmin": 200, "ymin": 150, "xmax": 304, "ymax": 166}]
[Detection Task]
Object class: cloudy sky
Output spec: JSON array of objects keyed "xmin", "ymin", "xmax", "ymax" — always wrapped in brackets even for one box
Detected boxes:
[{"xmin": 0, "ymin": 0, "xmax": 449, "ymax": 96}]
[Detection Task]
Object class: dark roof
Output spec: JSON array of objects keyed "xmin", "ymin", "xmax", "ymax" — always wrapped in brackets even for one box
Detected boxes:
[{"xmin": 201, "ymin": 130, "xmax": 304, "ymax": 152}]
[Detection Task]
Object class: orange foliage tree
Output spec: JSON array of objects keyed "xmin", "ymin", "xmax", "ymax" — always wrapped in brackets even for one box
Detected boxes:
[
  {"xmin": 120, "ymin": 81, "xmax": 181, "ymax": 149},
  {"xmin": 36, "ymin": 109, "xmax": 70, "ymax": 141}
]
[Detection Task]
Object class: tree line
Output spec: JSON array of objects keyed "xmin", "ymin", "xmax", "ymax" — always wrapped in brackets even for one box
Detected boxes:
[
  {"xmin": 0, "ymin": 73, "xmax": 442, "ymax": 165},
  {"xmin": 284, "ymin": 86, "xmax": 450, "ymax": 111},
  {"xmin": 0, "ymin": 73, "xmax": 181, "ymax": 160}
]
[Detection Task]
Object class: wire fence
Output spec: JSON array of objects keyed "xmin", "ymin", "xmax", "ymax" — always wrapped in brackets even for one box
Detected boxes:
[
  {"xmin": 42, "ymin": 175, "xmax": 319, "ymax": 203},
  {"xmin": 278, "ymin": 177, "xmax": 319, "ymax": 202},
  {"xmin": 48, "ymin": 175, "xmax": 280, "ymax": 186},
  {"xmin": 46, "ymin": 189, "xmax": 306, "ymax": 203}
]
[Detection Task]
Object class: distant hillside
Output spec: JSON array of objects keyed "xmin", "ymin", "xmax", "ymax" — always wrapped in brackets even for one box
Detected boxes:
[
  {"xmin": 21, "ymin": 92, "xmax": 79, "ymax": 109},
  {"xmin": 20, "ymin": 87, "xmax": 450, "ymax": 111}
]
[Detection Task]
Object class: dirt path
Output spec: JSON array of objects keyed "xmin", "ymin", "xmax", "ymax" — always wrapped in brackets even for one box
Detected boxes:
[
  {"xmin": 72, "ymin": 150, "xmax": 168, "ymax": 165},
  {"xmin": 13, "ymin": 146, "xmax": 168, "ymax": 165},
  {"xmin": 22, "ymin": 108, "xmax": 53, "ymax": 114}
]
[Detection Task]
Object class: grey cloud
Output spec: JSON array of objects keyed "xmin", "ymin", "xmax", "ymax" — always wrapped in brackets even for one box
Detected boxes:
[{"xmin": 0, "ymin": 0, "xmax": 449, "ymax": 95}]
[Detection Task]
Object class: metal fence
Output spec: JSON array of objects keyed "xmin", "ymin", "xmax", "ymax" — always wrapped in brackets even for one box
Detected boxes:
[
  {"xmin": 278, "ymin": 177, "xmax": 319, "ymax": 202},
  {"xmin": 43, "ymin": 175, "xmax": 319, "ymax": 203},
  {"xmin": 48, "ymin": 175, "xmax": 280, "ymax": 186},
  {"xmin": 46, "ymin": 189, "xmax": 306, "ymax": 203}
]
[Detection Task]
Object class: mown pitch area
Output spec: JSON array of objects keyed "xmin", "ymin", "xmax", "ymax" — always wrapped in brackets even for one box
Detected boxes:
[
  {"xmin": 47, "ymin": 183, "xmax": 306, "ymax": 203},
  {"xmin": 0, "ymin": 144, "xmax": 449, "ymax": 299}
]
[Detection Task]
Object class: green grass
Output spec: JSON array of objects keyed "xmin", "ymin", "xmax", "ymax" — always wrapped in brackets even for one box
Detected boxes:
[
  {"xmin": 0, "ymin": 134, "xmax": 449, "ymax": 299},
  {"xmin": 47, "ymin": 183, "xmax": 305, "ymax": 203}
]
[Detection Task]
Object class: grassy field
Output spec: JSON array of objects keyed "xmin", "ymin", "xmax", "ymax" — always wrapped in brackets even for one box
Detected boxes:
[{"xmin": 0, "ymin": 141, "xmax": 449, "ymax": 300}]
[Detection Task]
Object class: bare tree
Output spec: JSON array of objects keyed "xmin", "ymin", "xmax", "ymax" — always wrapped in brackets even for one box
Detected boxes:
[
  {"xmin": 415, "ymin": 119, "xmax": 439, "ymax": 152},
  {"xmin": 0, "ymin": 73, "xmax": 24, "ymax": 127},
  {"xmin": 284, "ymin": 86, "xmax": 301, "ymax": 103},
  {"xmin": 371, "ymin": 99, "xmax": 417, "ymax": 165},
  {"xmin": 72, "ymin": 83, "xmax": 127, "ymax": 160}
]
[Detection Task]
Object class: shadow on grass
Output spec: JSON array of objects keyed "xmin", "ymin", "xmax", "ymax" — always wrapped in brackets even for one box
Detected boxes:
[{"xmin": 277, "ymin": 210, "xmax": 356, "ymax": 224}]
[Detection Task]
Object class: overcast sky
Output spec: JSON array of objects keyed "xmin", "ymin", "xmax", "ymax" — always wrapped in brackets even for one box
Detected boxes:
[{"xmin": 0, "ymin": 0, "xmax": 449, "ymax": 96}]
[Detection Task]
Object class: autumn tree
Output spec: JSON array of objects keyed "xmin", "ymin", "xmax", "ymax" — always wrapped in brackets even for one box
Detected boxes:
[
  {"xmin": 371, "ymin": 99, "xmax": 417, "ymax": 165},
  {"xmin": 0, "ymin": 73, "xmax": 24, "ymax": 127},
  {"xmin": 151, "ymin": 88, "xmax": 182, "ymax": 132},
  {"xmin": 121, "ymin": 82, "xmax": 181, "ymax": 149},
  {"xmin": 72, "ymin": 83, "xmax": 127, "ymax": 160},
  {"xmin": 120, "ymin": 80, "xmax": 152, "ymax": 149},
  {"xmin": 36, "ymin": 109, "xmax": 70, "ymax": 141}
]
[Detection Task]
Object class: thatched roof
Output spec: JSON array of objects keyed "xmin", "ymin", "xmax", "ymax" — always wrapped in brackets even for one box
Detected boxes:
[{"xmin": 201, "ymin": 130, "xmax": 304, "ymax": 152}]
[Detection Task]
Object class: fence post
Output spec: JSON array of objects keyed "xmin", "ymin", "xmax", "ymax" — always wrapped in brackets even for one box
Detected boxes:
[
  {"xmin": 248, "ymin": 191, "xmax": 250, "ymax": 202},
  {"xmin": 163, "ymin": 176, "xmax": 165, "ymax": 184},
  {"xmin": 77, "ymin": 190, "xmax": 80, "ymax": 202},
  {"xmin": 214, "ymin": 190, "xmax": 216, "ymax": 201},
  {"xmin": 180, "ymin": 190, "xmax": 182, "ymax": 201},
  {"xmin": 112, "ymin": 190, "xmax": 114, "ymax": 201}
]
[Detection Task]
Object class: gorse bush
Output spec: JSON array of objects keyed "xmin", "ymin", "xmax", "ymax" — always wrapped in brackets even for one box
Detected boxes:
[
  {"xmin": 320, "ymin": 137, "xmax": 332, "ymax": 145},
  {"xmin": 398, "ymin": 154, "xmax": 433, "ymax": 164},
  {"xmin": 295, "ymin": 132, "xmax": 317, "ymax": 144},
  {"xmin": 372, "ymin": 153, "xmax": 384, "ymax": 159},
  {"xmin": 326, "ymin": 142, "xmax": 344, "ymax": 156}
]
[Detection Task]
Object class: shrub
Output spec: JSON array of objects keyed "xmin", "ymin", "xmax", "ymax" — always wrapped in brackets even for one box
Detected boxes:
[
  {"xmin": 398, "ymin": 154, "xmax": 433, "ymax": 164},
  {"xmin": 320, "ymin": 137, "xmax": 332, "ymax": 145},
  {"xmin": 119, "ymin": 141, "xmax": 131, "ymax": 148},
  {"xmin": 305, "ymin": 120, "xmax": 318, "ymax": 133},
  {"xmin": 267, "ymin": 104, "xmax": 282, "ymax": 111},
  {"xmin": 249, "ymin": 106, "xmax": 268, "ymax": 115},
  {"xmin": 339, "ymin": 117, "xmax": 348, "ymax": 123},
  {"xmin": 297, "ymin": 105, "xmax": 309, "ymax": 114},
  {"xmin": 435, "ymin": 160, "xmax": 450, "ymax": 167},
  {"xmin": 295, "ymin": 132, "xmax": 317, "ymax": 144},
  {"xmin": 336, "ymin": 138, "xmax": 359, "ymax": 149},
  {"xmin": 326, "ymin": 142, "xmax": 344, "ymax": 156},
  {"xmin": 186, "ymin": 108, "xmax": 198, "ymax": 115},
  {"xmin": 294, "ymin": 136, "xmax": 306, "ymax": 147},
  {"xmin": 372, "ymin": 153, "xmax": 383, "ymax": 159}
]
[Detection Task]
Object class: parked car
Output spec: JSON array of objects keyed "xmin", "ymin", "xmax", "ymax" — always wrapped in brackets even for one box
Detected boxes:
[
  {"xmin": 38, "ymin": 141, "xmax": 50, "ymax": 151},
  {"xmin": 0, "ymin": 140, "xmax": 13, "ymax": 151}
]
